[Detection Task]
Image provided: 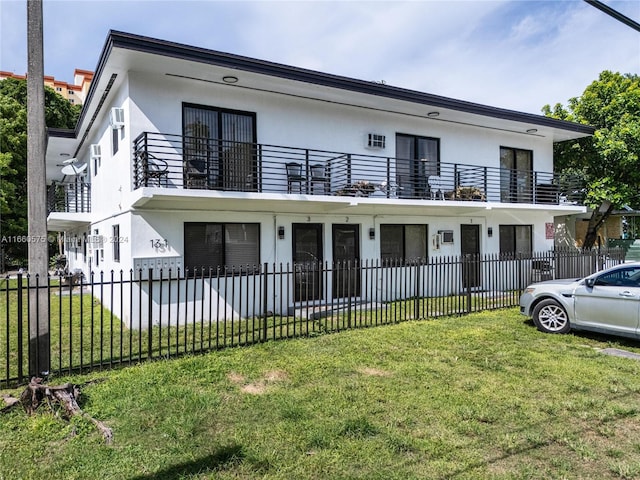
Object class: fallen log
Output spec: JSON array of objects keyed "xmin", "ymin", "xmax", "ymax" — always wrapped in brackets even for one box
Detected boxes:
[{"xmin": 2, "ymin": 377, "xmax": 112, "ymax": 444}]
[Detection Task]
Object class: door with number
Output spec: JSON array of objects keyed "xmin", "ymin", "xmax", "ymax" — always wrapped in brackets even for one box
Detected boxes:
[
  {"xmin": 332, "ymin": 225, "xmax": 360, "ymax": 299},
  {"xmin": 461, "ymin": 224, "xmax": 481, "ymax": 289},
  {"xmin": 292, "ymin": 224, "xmax": 323, "ymax": 302}
]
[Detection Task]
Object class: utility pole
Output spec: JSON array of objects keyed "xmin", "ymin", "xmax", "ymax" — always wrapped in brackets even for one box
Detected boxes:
[{"xmin": 27, "ymin": 0, "xmax": 50, "ymax": 377}]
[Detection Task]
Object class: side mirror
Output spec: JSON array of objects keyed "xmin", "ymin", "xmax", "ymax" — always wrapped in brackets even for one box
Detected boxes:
[{"xmin": 585, "ymin": 278, "xmax": 596, "ymax": 288}]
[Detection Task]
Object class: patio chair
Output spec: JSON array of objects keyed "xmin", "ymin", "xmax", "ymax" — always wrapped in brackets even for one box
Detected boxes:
[
  {"xmin": 310, "ymin": 163, "xmax": 330, "ymax": 194},
  {"xmin": 145, "ymin": 154, "xmax": 169, "ymax": 187},
  {"xmin": 286, "ymin": 162, "xmax": 306, "ymax": 193}
]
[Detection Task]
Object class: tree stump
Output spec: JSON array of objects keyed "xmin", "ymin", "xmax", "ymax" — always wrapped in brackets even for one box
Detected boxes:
[{"xmin": 2, "ymin": 377, "xmax": 113, "ymax": 444}]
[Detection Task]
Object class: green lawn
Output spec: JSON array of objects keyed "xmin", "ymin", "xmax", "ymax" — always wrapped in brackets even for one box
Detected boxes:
[{"xmin": 2, "ymin": 309, "xmax": 640, "ymax": 479}]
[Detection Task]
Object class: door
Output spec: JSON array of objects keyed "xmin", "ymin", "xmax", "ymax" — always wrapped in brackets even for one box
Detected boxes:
[
  {"xmin": 292, "ymin": 224, "xmax": 323, "ymax": 302},
  {"xmin": 395, "ymin": 134, "xmax": 439, "ymax": 198},
  {"xmin": 332, "ymin": 224, "xmax": 360, "ymax": 298},
  {"xmin": 500, "ymin": 147, "xmax": 533, "ymax": 203},
  {"xmin": 573, "ymin": 265, "xmax": 640, "ymax": 337},
  {"xmin": 183, "ymin": 104, "xmax": 256, "ymax": 191},
  {"xmin": 461, "ymin": 224, "xmax": 481, "ymax": 289}
]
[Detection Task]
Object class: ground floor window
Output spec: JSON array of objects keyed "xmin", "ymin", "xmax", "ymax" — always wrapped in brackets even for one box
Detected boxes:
[
  {"xmin": 499, "ymin": 225, "xmax": 532, "ymax": 255},
  {"xmin": 380, "ymin": 224, "xmax": 428, "ymax": 262},
  {"xmin": 112, "ymin": 225, "xmax": 120, "ymax": 262},
  {"xmin": 184, "ymin": 222, "xmax": 260, "ymax": 273}
]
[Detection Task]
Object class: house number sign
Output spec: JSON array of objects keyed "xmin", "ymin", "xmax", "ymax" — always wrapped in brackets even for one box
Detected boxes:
[{"xmin": 151, "ymin": 238, "xmax": 169, "ymax": 251}]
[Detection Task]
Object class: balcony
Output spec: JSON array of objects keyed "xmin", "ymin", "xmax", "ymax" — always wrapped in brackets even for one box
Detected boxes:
[
  {"xmin": 47, "ymin": 181, "xmax": 91, "ymax": 214},
  {"xmin": 132, "ymin": 132, "xmax": 584, "ymax": 206}
]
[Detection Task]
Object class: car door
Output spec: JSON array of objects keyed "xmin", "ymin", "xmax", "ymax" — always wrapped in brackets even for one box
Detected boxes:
[{"xmin": 573, "ymin": 265, "xmax": 640, "ymax": 337}]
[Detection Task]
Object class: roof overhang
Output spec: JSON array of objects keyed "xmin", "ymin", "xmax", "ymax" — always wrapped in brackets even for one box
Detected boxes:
[{"xmin": 47, "ymin": 212, "xmax": 92, "ymax": 232}]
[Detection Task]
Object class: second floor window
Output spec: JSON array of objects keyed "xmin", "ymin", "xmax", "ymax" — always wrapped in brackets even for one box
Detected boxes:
[
  {"xmin": 183, "ymin": 104, "xmax": 256, "ymax": 191},
  {"xmin": 395, "ymin": 134, "xmax": 440, "ymax": 199},
  {"xmin": 500, "ymin": 147, "xmax": 532, "ymax": 203}
]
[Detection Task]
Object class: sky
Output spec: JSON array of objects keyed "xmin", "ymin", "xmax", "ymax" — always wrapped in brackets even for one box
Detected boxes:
[{"xmin": 0, "ymin": 0, "xmax": 638, "ymax": 115}]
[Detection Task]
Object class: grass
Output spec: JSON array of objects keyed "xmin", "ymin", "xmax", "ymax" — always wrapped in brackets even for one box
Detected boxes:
[{"xmin": 2, "ymin": 308, "xmax": 640, "ymax": 479}]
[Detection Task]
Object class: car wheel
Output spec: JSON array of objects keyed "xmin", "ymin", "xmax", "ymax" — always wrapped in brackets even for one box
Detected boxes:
[{"xmin": 532, "ymin": 299, "xmax": 570, "ymax": 334}]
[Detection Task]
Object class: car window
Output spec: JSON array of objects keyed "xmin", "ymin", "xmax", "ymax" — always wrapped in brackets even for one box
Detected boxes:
[{"xmin": 594, "ymin": 267, "xmax": 640, "ymax": 287}]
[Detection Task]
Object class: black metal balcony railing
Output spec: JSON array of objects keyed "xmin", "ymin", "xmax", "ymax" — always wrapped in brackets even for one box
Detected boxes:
[
  {"xmin": 132, "ymin": 132, "xmax": 584, "ymax": 205},
  {"xmin": 47, "ymin": 181, "xmax": 91, "ymax": 214}
]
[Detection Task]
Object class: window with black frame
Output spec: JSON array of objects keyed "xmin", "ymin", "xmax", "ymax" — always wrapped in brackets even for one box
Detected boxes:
[
  {"xmin": 182, "ymin": 104, "xmax": 256, "ymax": 191},
  {"xmin": 184, "ymin": 222, "xmax": 260, "ymax": 275},
  {"xmin": 500, "ymin": 147, "xmax": 533, "ymax": 203},
  {"xmin": 395, "ymin": 134, "xmax": 439, "ymax": 198},
  {"xmin": 380, "ymin": 224, "xmax": 428, "ymax": 263},
  {"xmin": 112, "ymin": 224, "xmax": 120, "ymax": 262},
  {"xmin": 499, "ymin": 225, "xmax": 532, "ymax": 257}
]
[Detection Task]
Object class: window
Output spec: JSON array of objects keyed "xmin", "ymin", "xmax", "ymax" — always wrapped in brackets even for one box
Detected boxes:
[
  {"xmin": 112, "ymin": 225, "xmax": 120, "ymax": 262},
  {"xmin": 182, "ymin": 104, "xmax": 256, "ymax": 191},
  {"xmin": 93, "ymin": 229, "xmax": 102, "ymax": 267},
  {"xmin": 395, "ymin": 134, "xmax": 440, "ymax": 198},
  {"xmin": 380, "ymin": 224, "xmax": 428, "ymax": 261},
  {"xmin": 184, "ymin": 222, "xmax": 260, "ymax": 274},
  {"xmin": 112, "ymin": 127, "xmax": 119, "ymax": 155},
  {"xmin": 499, "ymin": 225, "xmax": 532, "ymax": 256},
  {"xmin": 500, "ymin": 147, "xmax": 533, "ymax": 203},
  {"xmin": 594, "ymin": 266, "xmax": 640, "ymax": 287}
]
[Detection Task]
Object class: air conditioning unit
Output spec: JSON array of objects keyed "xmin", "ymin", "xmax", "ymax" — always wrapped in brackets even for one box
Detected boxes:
[
  {"xmin": 366, "ymin": 133, "xmax": 386, "ymax": 149},
  {"xmin": 438, "ymin": 230, "xmax": 454, "ymax": 244},
  {"xmin": 90, "ymin": 144, "xmax": 101, "ymax": 161},
  {"xmin": 109, "ymin": 107, "xmax": 125, "ymax": 129}
]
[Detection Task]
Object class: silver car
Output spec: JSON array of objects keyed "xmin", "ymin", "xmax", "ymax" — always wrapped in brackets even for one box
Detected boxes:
[{"xmin": 519, "ymin": 262, "xmax": 640, "ymax": 338}]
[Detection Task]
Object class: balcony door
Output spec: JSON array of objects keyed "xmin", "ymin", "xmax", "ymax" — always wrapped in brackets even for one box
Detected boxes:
[
  {"xmin": 500, "ymin": 147, "xmax": 532, "ymax": 203},
  {"xmin": 183, "ymin": 104, "xmax": 257, "ymax": 191},
  {"xmin": 395, "ymin": 134, "xmax": 439, "ymax": 198}
]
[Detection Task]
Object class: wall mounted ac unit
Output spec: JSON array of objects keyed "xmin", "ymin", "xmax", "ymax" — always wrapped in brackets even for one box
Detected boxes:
[
  {"xmin": 90, "ymin": 144, "xmax": 101, "ymax": 160},
  {"xmin": 366, "ymin": 133, "xmax": 386, "ymax": 149},
  {"xmin": 109, "ymin": 107, "xmax": 125, "ymax": 129},
  {"xmin": 438, "ymin": 230, "xmax": 454, "ymax": 244}
]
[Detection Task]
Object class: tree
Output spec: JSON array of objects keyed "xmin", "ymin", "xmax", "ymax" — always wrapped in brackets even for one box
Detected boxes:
[
  {"xmin": 0, "ymin": 77, "xmax": 80, "ymax": 267},
  {"xmin": 543, "ymin": 71, "xmax": 640, "ymax": 248}
]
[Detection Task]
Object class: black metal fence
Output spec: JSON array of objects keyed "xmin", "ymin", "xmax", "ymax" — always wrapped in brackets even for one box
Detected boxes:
[{"xmin": 1, "ymin": 249, "xmax": 623, "ymax": 387}]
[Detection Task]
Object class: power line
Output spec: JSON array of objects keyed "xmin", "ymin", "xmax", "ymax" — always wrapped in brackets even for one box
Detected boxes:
[{"xmin": 583, "ymin": 0, "xmax": 640, "ymax": 33}]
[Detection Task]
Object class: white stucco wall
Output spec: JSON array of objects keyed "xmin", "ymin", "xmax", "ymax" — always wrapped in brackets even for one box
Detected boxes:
[{"xmin": 125, "ymin": 71, "xmax": 555, "ymax": 177}]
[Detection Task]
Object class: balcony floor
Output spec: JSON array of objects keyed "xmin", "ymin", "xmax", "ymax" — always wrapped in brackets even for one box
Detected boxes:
[{"xmin": 129, "ymin": 187, "xmax": 587, "ymax": 217}]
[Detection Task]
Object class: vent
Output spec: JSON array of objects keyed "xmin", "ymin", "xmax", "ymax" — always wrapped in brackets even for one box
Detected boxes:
[
  {"xmin": 366, "ymin": 133, "xmax": 386, "ymax": 149},
  {"xmin": 90, "ymin": 144, "xmax": 101, "ymax": 160},
  {"xmin": 109, "ymin": 107, "xmax": 125, "ymax": 129}
]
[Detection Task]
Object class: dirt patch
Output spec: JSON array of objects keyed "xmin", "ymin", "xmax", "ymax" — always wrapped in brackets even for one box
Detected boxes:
[
  {"xmin": 233, "ymin": 370, "xmax": 289, "ymax": 395},
  {"xmin": 227, "ymin": 372, "xmax": 246, "ymax": 384},
  {"xmin": 357, "ymin": 367, "xmax": 392, "ymax": 377}
]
